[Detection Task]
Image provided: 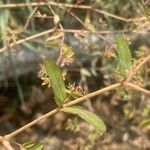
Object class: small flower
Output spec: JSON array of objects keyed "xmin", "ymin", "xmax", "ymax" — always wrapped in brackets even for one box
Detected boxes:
[
  {"xmin": 38, "ymin": 64, "xmax": 51, "ymax": 87},
  {"xmin": 66, "ymin": 83, "xmax": 85, "ymax": 99},
  {"xmin": 104, "ymin": 46, "xmax": 115, "ymax": 59},
  {"xmin": 38, "ymin": 63, "xmax": 66, "ymax": 87},
  {"xmin": 61, "ymin": 44, "xmax": 74, "ymax": 66}
]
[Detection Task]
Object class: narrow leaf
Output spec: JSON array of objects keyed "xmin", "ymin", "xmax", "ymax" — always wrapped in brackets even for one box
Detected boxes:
[
  {"xmin": 23, "ymin": 141, "xmax": 34, "ymax": 149},
  {"xmin": 45, "ymin": 59, "xmax": 67, "ymax": 106},
  {"xmin": 22, "ymin": 141, "xmax": 43, "ymax": 150},
  {"xmin": 61, "ymin": 106, "xmax": 106, "ymax": 132},
  {"xmin": 45, "ymin": 40, "xmax": 60, "ymax": 48},
  {"xmin": 116, "ymin": 36, "xmax": 132, "ymax": 78},
  {"xmin": 140, "ymin": 119, "xmax": 150, "ymax": 128}
]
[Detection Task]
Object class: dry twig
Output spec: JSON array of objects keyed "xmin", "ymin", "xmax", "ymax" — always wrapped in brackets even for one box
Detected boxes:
[
  {"xmin": 126, "ymin": 82, "xmax": 150, "ymax": 96},
  {"xmin": 0, "ymin": 28, "xmax": 54, "ymax": 53},
  {"xmin": 125, "ymin": 55, "xmax": 150, "ymax": 83},
  {"xmin": 0, "ymin": 1, "xmax": 145, "ymax": 22},
  {"xmin": 0, "ymin": 83, "xmax": 121, "ymax": 141}
]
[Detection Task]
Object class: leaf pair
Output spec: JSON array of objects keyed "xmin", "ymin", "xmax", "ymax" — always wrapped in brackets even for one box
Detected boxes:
[
  {"xmin": 44, "ymin": 60, "xmax": 106, "ymax": 132},
  {"xmin": 43, "ymin": 36, "xmax": 132, "ymax": 133}
]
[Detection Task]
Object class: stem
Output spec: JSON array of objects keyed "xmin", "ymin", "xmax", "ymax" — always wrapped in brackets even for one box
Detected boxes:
[
  {"xmin": 3, "ymin": 83, "xmax": 121, "ymax": 141},
  {"xmin": 0, "ymin": 28, "xmax": 147, "ymax": 53},
  {"xmin": 64, "ymin": 83, "xmax": 121, "ymax": 107},
  {"xmin": 0, "ymin": 29, "xmax": 131, "ymax": 53},
  {"xmin": 94, "ymin": 9, "xmax": 128, "ymax": 22},
  {"xmin": 2, "ymin": 140, "xmax": 14, "ymax": 150},
  {"xmin": 4, "ymin": 108, "xmax": 59, "ymax": 141},
  {"xmin": 23, "ymin": 6, "xmax": 37, "ymax": 30},
  {"xmin": 125, "ymin": 55, "xmax": 150, "ymax": 83},
  {"xmin": 0, "ymin": 28, "xmax": 54, "ymax": 53},
  {"xmin": 0, "ymin": 2, "xmax": 92, "ymax": 9},
  {"xmin": 134, "ymin": 55, "xmax": 150, "ymax": 74},
  {"xmin": 126, "ymin": 83, "xmax": 150, "ymax": 96},
  {"xmin": 0, "ymin": 2, "xmax": 142, "ymax": 22}
]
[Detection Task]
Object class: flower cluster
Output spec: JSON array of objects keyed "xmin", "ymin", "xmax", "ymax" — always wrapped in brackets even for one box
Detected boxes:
[
  {"xmin": 38, "ymin": 64, "xmax": 51, "ymax": 87},
  {"xmin": 66, "ymin": 83, "xmax": 85, "ymax": 99},
  {"xmin": 61, "ymin": 44, "xmax": 74, "ymax": 67}
]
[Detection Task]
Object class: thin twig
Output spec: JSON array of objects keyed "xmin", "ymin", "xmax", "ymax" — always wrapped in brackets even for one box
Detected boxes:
[
  {"xmin": 23, "ymin": 6, "xmax": 38, "ymax": 30},
  {"xmin": 63, "ymin": 83, "xmax": 120, "ymax": 107},
  {"xmin": 94, "ymin": 9, "xmax": 129, "ymax": 22},
  {"xmin": 0, "ymin": 2, "xmax": 92, "ymax": 9},
  {"xmin": 0, "ymin": 83, "xmax": 121, "ymax": 141},
  {"xmin": 134, "ymin": 55, "xmax": 150, "ymax": 74},
  {"xmin": 0, "ymin": 28, "xmax": 148, "ymax": 53},
  {"xmin": 0, "ymin": 2, "xmax": 145, "ymax": 22},
  {"xmin": 0, "ymin": 28, "xmax": 54, "ymax": 53},
  {"xmin": 125, "ymin": 55, "xmax": 150, "ymax": 83},
  {"xmin": 57, "ymin": 28, "xmax": 146, "ymax": 34},
  {"xmin": 80, "ymin": 70, "xmax": 94, "ymax": 112},
  {"xmin": 47, "ymin": 4, "xmax": 65, "ymax": 65},
  {"xmin": 126, "ymin": 82, "xmax": 150, "ymax": 96},
  {"xmin": 61, "ymin": 6, "xmax": 85, "ymax": 27},
  {"xmin": 60, "ymin": 6, "xmax": 114, "ymax": 45},
  {"xmin": 2, "ymin": 7, "xmax": 38, "ymax": 40},
  {"xmin": 2, "ymin": 140, "xmax": 14, "ymax": 150}
]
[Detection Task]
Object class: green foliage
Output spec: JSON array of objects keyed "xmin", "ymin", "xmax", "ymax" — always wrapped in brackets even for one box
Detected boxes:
[
  {"xmin": 42, "ymin": 58, "xmax": 106, "ymax": 132},
  {"xmin": 116, "ymin": 36, "xmax": 132, "ymax": 78},
  {"xmin": 44, "ymin": 59, "xmax": 67, "ymax": 106},
  {"xmin": 22, "ymin": 141, "xmax": 43, "ymax": 150},
  {"xmin": 140, "ymin": 119, "xmax": 150, "ymax": 128},
  {"xmin": 61, "ymin": 106, "xmax": 106, "ymax": 132},
  {"xmin": 45, "ymin": 40, "xmax": 60, "ymax": 48}
]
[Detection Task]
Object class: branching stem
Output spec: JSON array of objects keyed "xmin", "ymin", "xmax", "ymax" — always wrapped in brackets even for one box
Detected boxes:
[
  {"xmin": 1, "ymin": 83, "xmax": 121, "ymax": 141},
  {"xmin": 125, "ymin": 55, "xmax": 150, "ymax": 83},
  {"xmin": 126, "ymin": 83, "xmax": 150, "ymax": 96},
  {"xmin": 0, "ymin": 2, "xmax": 145, "ymax": 22}
]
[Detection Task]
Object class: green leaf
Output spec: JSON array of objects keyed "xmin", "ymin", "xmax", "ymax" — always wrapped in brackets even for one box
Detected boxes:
[
  {"xmin": 45, "ymin": 40, "xmax": 60, "ymax": 48},
  {"xmin": 140, "ymin": 119, "xmax": 150, "ymax": 128},
  {"xmin": 116, "ymin": 36, "xmax": 132, "ymax": 78},
  {"xmin": 61, "ymin": 106, "xmax": 106, "ymax": 132},
  {"xmin": 45, "ymin": 59, "xmax": 67, "ymax": 106},
  {"xmin": 22, "ymin": 141, "xmax": 43, "ymax": 150}
]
